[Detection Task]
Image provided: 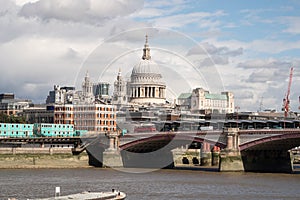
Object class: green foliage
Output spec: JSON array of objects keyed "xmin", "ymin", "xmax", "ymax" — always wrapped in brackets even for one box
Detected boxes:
[{"xmin": 0, "ymin": 112, "xmax": 26, "ymax": 124}]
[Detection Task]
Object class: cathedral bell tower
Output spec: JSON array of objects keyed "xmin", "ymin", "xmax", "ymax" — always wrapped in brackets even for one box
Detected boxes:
[
  {"xmin": 82, "ymin": 71, "xmax": 94, "ymax": 103},
  {"xmin": 112, "ymin": 68, "xmax": 128, "ymax": 108}
]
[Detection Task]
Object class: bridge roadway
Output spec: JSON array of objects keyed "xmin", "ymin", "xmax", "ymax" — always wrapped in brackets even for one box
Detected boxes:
[
  {"xmin": 120, "ymin": 130, "xmax": 225, "ymax": 152},
  {"xmin": 117, "ymin": 128, "xmax": 300, "ymax": 172},
  {"xmin": 119, "ymin": 128, "xmax": 300, "ymax": 152}
]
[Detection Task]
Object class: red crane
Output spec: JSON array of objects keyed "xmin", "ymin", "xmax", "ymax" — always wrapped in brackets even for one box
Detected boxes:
[{"xmin": 282, "ymin": 67, "xmax": 293, "ymax": 117}]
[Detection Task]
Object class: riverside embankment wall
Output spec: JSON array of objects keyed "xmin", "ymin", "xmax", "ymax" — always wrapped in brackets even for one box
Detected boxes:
[{"xmin": 0, "ymin": 148, "xmax": 89, "ymax": 168}]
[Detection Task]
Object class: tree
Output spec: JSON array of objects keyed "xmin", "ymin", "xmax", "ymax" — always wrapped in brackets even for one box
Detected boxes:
[{"xmin": 0, "ymin": 112, "xmax": 26, "ymax": 124}]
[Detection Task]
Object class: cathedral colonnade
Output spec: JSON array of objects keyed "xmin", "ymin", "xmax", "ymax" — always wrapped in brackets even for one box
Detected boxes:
[{"xmin": 131, "ymin": 86, "xmax": 166, "ymax": 98}]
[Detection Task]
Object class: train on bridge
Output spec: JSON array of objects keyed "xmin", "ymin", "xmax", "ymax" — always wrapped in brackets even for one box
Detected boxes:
[{"xmin": 0, "ymin": 122, "xmax": 87, "ymax": 138}]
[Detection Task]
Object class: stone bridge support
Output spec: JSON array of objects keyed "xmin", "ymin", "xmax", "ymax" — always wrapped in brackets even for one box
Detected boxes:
[
  {"xmin": 241, "ymin": 150, "xmax": 293, "ymax": 173},
  {"xmin": 219, "ymin": 128, "xmax": 244, "ymax": 172},
  {"xmin": 172, "ymin": 145, "xmax": 200, "ymax": 167},
  {"xmin": 201, "ymin": 142, "xmax": 212, "ymax": 166},
  {"xmin": 102, "ymin": 131, "xmax": 123, "ymax": 168}
]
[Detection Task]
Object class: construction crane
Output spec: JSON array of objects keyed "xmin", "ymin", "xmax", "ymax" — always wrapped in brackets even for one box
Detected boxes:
[{"xmin": 282, "ymin": 67, "xmax": 294, "ymax": 117}]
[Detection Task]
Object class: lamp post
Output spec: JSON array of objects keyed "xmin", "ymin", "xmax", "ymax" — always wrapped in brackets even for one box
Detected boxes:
[{"xmin": 235, "ymin": 106, "xmax": 240, "ymax": 128}]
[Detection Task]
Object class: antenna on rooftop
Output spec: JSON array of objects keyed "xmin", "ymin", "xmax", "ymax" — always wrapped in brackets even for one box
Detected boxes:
[{"xmin": 259, "ymin": 96, "xmax": 264, "ymax": 112}]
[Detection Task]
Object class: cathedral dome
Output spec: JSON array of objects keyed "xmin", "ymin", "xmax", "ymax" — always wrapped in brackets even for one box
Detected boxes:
[
  {"xmin": 132, "ymin": 59, "xmax": 161, "ymax": 74},
  {"xmin": 131, "ymin": 35, "xmax": 163, "ymax": 82},
  {"xmin": 127, "ymin": 35, "xmax": 166, "ymax": 105}
]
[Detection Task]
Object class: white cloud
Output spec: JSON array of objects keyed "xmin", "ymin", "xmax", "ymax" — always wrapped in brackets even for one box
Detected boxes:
[
  {"xmin": 248, "ymin": 39, "xmax": 300, "ymax": 54},
  {"xmin": 150, "ymin": 11, "xmax": 225, "ymax": 29},
  {"xmin": 0, "ymin": 0, "xmax": 299, "ymax": 113},
  {"xmin": 237, "ymin": 58, "xmax": 291, "ymax": 69},
  {"xmin": 19, "ymin": 0, "xmax": 144, "ymax": 24},
  {"xmin": 132, "ymin": 0, "xmax": 188, "ymax": 18},
  {"xmin": 187, "ymin": 42, "xmax": 243, "ymax": 57}
]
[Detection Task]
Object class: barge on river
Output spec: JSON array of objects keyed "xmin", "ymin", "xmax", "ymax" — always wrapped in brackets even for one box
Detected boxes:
[{"xmin": 18, "ymin": 189, "xmax": 126, "ymax": 200}]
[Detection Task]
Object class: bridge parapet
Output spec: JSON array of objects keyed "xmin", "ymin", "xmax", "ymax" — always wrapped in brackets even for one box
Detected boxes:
[
  {"xmin": 238, "ymin": 128, "xmax": 300, "ymax": 146},
  {"xmin": 224, "ymin": 128, "xmax": 239, "ymax": 151}
]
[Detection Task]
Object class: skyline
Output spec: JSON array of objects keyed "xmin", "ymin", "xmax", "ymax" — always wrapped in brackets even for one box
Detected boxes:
[{"xmin": 1, "ymin": 0, "xmax": 300, "ymax": 112}]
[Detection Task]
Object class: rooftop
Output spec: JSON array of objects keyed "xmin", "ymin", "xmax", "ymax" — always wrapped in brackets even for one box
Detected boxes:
[{"xmin": 178, "ymin": 93, "xmax": 192, "ymax": 99}]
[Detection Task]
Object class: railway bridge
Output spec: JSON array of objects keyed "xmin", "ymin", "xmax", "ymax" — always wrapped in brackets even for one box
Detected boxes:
[
  {"xmin": 103, "ymin": 128, "xmax": 300, "ymax": 173},
  {"xmin": 2, "ymin": 128, "xmax": 300, "ymax": 173}
]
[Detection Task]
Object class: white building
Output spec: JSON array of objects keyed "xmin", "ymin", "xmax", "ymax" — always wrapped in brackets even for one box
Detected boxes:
[
  {"xmin": 190, "ymin": 88, "xmax": 234, "ymax": 114},
  {"xmin": 46, "ymin": 85, "xmax": 75, "ymax": 104}
]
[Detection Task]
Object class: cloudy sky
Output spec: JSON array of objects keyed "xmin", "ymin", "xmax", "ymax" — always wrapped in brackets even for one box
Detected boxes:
[{"xmin": 1, "ymin": 0, "xmax": 300, "ymax": 112}]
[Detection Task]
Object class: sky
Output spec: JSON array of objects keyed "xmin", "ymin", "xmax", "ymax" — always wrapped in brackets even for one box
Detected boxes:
[{"xmin": 1, "ymin": 0, "xmax": 300, "ymax": 112}]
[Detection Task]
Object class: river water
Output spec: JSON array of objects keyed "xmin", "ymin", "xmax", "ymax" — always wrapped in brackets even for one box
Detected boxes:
[{"xmin": 0, "ymin": 168, "xmax": 299, "ymax": 200}]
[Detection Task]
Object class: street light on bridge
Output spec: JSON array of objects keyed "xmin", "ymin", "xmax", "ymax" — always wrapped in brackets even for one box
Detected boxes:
[{"xmin": 235, "ymin": 106, "xmax": 240, "ymax": 128}]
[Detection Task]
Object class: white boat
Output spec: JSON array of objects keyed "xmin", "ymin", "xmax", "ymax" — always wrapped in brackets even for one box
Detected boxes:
[{"xmin": 18, "ymin": 189, "xmax": 126, "ymax": 200}]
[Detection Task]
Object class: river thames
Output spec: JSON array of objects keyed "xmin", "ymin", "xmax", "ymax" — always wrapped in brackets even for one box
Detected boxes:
[{"xmin": 1, "ymin": 168, "xmax": 299, "ymax": 200}]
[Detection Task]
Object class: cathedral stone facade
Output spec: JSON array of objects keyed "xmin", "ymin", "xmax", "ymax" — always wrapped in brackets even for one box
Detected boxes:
[{"xmin": 113, "ymin": 35, "xmax": 166, "ymax": 107}]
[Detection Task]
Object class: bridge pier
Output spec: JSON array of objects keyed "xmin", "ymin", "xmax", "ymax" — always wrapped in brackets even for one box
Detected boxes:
[
  {"xmin": 172, "ymin": 146, "xmax": 200, "ymax": 167},
  {"xmin": 211, "ymin": 146, "xmax": 220, "ymax": 166},
  {"xmin": 102, "ymin": 131, "xmax": 123, "ymax": 168},
  {"xmin": 241, "ymin": 150, "xmax": 293, "ymax": 173},
  {"xmin": 219, "ymin": 128, "xmax": 245, "ymax": 172},
  {"xmin": 201, "ymin": 142, "xmax": 212, "ymax": 166}
]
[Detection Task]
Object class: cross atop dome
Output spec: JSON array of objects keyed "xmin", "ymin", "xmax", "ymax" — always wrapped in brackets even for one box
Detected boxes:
[
  {"xmin": 142, "ymin": 34, "xmax": 151, "ymax": 60},
  {"xmin": 117, "ymin": 68, "xmax": 122, "ymax": 81},
  {"xmin": 145, "ymin": 34, "xmax": 148, "ymax": 44}
]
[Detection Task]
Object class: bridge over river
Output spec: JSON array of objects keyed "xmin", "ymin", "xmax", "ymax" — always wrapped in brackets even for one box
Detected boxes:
[
  {"xmin": 99, "ymin": 128, "xmax": 300, "ymax": 173},
  {"xmin": 1, "ymin": 128, "xmax": 300, "ymax": 173}
]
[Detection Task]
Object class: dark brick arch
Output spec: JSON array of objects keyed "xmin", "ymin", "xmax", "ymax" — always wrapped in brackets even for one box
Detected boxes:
[
  {"xmin": 120, "ymin": 133, "xmax": 226, "ymax": 152},
  {"xmin": 240, "ymin": 132, "xmax": 300, "ymax": 151}
]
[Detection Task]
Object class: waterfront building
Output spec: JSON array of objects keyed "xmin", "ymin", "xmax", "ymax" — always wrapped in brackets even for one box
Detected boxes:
[
  {"xmin": 0, "ymin": 93, "xmax": 32, "ymax": 116},
  {"xmin": 177, "ymin": 93, "xmax": 192, "ymax": 111},
  {"xmin": 0, "ymin": 93, "xmax": 14, "ymax": 101},
  {"xmin": 46, "ymin": 85, "xmax": 75, "ymax": 104},
  {"xmin": 22, "ymin": 105, "xmax": 54, "ymax": 124},
  {"xmin": 42, "ymin": 73, "xmax": 117, "ymax": 133},
  {"xmin": 73, "ymin": 102, "xmax": 116, "ymax": 132},
  {"xmin": 54, "ymin": 104, "xmax": 74, "ymax": 124},
  {"xmin": 190, "ymin": 88, "xmax": 234, "ymax": 114},
  {"xmin": 93, "ymin": 82, "xmax": 110, "ymax": 99}
]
